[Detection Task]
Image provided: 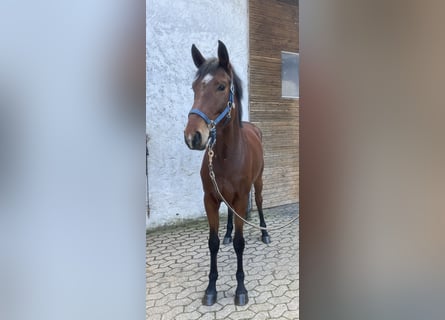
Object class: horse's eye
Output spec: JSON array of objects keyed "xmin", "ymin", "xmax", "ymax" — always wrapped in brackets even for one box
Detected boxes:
[{"xmin": 217, "ymin": 84, "xmax": 226, "ymax": 91}]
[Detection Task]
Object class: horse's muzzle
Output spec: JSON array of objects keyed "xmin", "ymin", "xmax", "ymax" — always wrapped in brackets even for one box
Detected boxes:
[
  {"xmin": 184, "ymin": 131, "xmax": 206, "ymax": 150},
  {"xmin": 184, "ymin": 115, "xmax": 210, "ymax": 150}
]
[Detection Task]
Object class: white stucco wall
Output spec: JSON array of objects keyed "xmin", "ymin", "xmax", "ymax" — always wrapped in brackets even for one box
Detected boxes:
[{"xmin": 146, "ymin": 0, "xmax": 249, "ymax": 229}]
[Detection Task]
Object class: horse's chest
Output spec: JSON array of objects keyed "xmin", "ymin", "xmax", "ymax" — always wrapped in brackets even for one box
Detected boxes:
[
  {"xmin": 215, "ymin": 157, "xmax": 244, "ymax": 177},
  {"xmin": 213, "ymin": 162, "xmax": 249, "ymax": 190}
]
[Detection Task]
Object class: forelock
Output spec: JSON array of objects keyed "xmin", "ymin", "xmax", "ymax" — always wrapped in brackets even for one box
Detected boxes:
[{"xmin": 195, "ymin": 58, "xmax": 219, "ymax": 79}]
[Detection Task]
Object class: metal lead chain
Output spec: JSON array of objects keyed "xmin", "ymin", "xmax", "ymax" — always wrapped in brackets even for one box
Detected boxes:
[{"xmin": 208, "ymin": 148, "xmax": 214, "ymax": 170}]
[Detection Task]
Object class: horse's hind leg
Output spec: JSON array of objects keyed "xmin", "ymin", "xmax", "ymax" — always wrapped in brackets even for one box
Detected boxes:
[
  {"xmin": 254, "ymin": 176, "xmax": 271, "ymax": 244},
  {"xmin": 223, "ymin": 208, "xmax": 233, "ymax": 244}
]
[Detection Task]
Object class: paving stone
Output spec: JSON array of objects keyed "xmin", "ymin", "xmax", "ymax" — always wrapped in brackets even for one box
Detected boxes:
[
  {"xmin": 283, "ymin": 309, "xmax": 299, "ymax": 320},
  {"xmin": 146, "ymin": 299, "xmax": 155, "ymax": 308},
  {"xmin": 234, "ymin": 303, "xmax": 250, "ymax": 312},
  {"xmin": 247, "ymin": 289, "xmax": 260, "ymax": 298},
  {"xmin": 162, "ymin": 286, "xmax": 185, "ymax": 295},
  {"xmin": 269, "ymin": 303, "xmax": 288, "ymax": 318},
  {"xmin": 249, "ymin": 302, "xmax": 275, "ymax": 312},
  {"xmin": 154, "ymin": 293, "xmax": 177, "ymax": 307},
  {"xmin": 252, "ymin": 289, "xmax": 273, "ymax": 304},
  {"xmin": 249, "ymin": 261, "xmax": 267, "ymax": 269},
  {"xmin": 154, "ymin": 266, "xmax": 172, "ymax": 273},
  {"xmin": 288, "ymin": 280, "xmax": 299, "ymax": 291},
  {"xmin": 199, "ymin": 312, "xmax": 216, "ymax": 320},
  {"xmin": 258, "ymin": 274, "xmax": 275, "ymax": 286},
  {"xmin": 285, "ymin": 289, "xmax": 299, "ymax": 299},
  {"xmin": 288, "ymin": 296, "xmax": 299, "ymax": 311},
  {"xmin": 214, "ymin": 304, "xmax": 236, "ymax": 320},
  {"xmin": 251, "ymin": 311, "xmax": 270, "ymax": 320},
  {"xmin": 147, "ymin": 282, "xmax": 169, "ymax": 293},
  {"xmin": 174, "ymin": 311, "xmax": 202, "ymax": 320},
  {"xmin": 188, "ymin": 271, "xmax": 207, "ymax": 281},
  {"xmin": 247, "ymin": 273, "xmax": 267, "ymax": 281},
  {"xmin": 147, "ymin": 272, "xmax": 166, "ymax": 282},
  {"xmin": 183, "ymin": 297, "xmax": 202, "ymax": 313},
  {"xmin": 255, "ymin": 284, "xmax": 277, "ymax": 292},
  {"xmin": 217, "ymin": 283, "xmax": 232, "ymax": 292},
  {"xmin": 145, "ymin": 313, "xmax": 161, "ymax": 320},
  {"xmin": 146, "ymin": 292, "xmax": 164, "ymax": 301},
  {"xmin": 162, "ymin": 255, "xmax": 177, "ymax": 261},
  {"xmin": 272, "ymin": 278, "xmax": 292, "ymax": 286},
  {"xmin": 185, "ymin": 279, "xmax": 207, "ymax": 288},
  {"xmin": 166, "ymin": 297, "xmax": 192, "ymax": 308},
  {"xmin": 272, "ymin": 284, "xmax": 289, "ymax": 297},
  {"xmin": 217, "ymin": 295, "xmax": 234, "ymax": 306},
  {"xmin": 161, "ymin": 306, "xmax": 183, "ymax": 320},
  {"xmin": 197, "ymin": 302, "xmax": 224, "ymax": 313},
  {"xmin": 268, "ymin": 295, "xmax": 292, "ymax": 305},
  {"xmin": 149, "ymin": 304, "xmax": 170, "ymax": 315},
  {"xmin": 175, "ymin": 286, "xmax": 196, "ymax": 299},
  {"xmin": 229, "ymin": 309, "xmax": 256, "ymax": 320}
]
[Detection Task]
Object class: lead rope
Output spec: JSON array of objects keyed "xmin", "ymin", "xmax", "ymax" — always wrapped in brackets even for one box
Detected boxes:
[{"xmin": 207, "ymin": 146, "xmax": 299, "ymax": 231}]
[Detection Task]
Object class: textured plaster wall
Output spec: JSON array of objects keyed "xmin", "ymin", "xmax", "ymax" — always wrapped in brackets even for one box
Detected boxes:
[{"xmin": 146, "ymin": 0, "xmax": 248, "ymax": 229}]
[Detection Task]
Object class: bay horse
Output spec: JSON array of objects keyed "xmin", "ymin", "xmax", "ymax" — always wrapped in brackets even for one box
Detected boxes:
[{"xmin": 184, "ymin": 40, "xmax": 270, "ymax": 306}]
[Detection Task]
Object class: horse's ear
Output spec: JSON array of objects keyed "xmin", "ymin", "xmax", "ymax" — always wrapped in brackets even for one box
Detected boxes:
[
  {"xmin": 217, "ymin": 40, "xmax": 230, "ymax": 70},
  {"xmin": 191, "ymin": 44, "xmax": 205, "ymax": 68}
]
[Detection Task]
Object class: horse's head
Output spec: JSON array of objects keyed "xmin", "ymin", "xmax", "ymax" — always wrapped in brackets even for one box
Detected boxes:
[{"xmin": 184, "ymin": 40, "xmax": 235, "ymax": 150}]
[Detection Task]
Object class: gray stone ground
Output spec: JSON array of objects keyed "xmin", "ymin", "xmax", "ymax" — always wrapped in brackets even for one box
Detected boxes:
[{"xmin": 146, "ymin": 203, "xmax": 299, "ymax": 320}]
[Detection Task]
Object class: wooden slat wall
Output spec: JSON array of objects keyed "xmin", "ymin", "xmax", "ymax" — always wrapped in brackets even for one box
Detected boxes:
[{"xmin": 249, "ymin": 0, "xmax": 299, "ymax": 208}]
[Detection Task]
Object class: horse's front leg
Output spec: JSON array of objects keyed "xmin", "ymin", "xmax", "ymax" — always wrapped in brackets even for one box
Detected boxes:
[
  {"xmin": 233, "ymin": 199, "xmax": 249, "ymax": 306},
  {"xmin": 202, "ymin": 194, "xmax": 221, "ymax": 306}
]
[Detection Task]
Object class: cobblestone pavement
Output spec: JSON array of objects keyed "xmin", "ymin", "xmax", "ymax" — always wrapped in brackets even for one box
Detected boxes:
[{"xmin": 146, "ymin": 203, "xmax": 299, "ymax": 320}]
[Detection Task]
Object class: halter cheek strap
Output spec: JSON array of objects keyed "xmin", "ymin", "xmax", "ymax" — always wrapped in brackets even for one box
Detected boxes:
[{"xmin": 188, "ymin": 82, "xmax": 235, "ymax": 148}]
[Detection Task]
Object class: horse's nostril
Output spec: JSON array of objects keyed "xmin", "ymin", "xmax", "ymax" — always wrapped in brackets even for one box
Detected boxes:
[{"xmin": 192, "ymin": 131, "xmax": 202, "ymax": 149}]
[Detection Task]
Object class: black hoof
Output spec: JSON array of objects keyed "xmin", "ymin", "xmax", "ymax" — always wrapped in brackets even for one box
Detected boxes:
[
  {"xmin": 261, "ymin": 235, "xmax": 271, "ymax": 244},
  {"xmin": 202, "ymin": 292, "xmax": 217, "ymax": 306},
  {"xmin": 223, "ymin": 236, "xmax": 232, "ymax": 244},
  {"xmin": 234, "ymin": 292, "xmax": 248, "ymax": 306}
]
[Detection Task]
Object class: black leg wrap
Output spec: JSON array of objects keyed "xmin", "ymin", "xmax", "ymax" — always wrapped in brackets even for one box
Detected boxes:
[
  {"xmin": 203, "ymin": 233, "xmax": 219, "ymax": 306},
  {"xmin": 233, "ymin": 235, "xmax": 248, "ymax": 305},
  {"xmin": 233, "ymin": 235, "xmax": 245, "ymax": 252},
  {"xmin": 209, "ymin": 235, "xmax": 220, "ymax": 252},
  {"xmin": 236, "ymin": 271, "xmax": 245, "ymax": 284}
]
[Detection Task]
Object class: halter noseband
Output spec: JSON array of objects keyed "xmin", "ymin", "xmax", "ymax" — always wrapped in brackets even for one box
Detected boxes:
[{"xmin": 188, "ymin": 81, "xmax": 235, "ymax": 148}]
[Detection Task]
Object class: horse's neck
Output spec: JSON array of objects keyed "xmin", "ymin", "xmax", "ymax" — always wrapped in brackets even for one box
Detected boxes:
[{"xmin": 214, "ymin": 107, "xmax": 242, "ymax": 159}]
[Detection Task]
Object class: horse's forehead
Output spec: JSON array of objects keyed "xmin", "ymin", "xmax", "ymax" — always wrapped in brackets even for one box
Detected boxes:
[
  {"xmin": 194, "ymin": 68, "xmax": 227, "ymax": 85},
  {"xmin": 202, "ymin": 74, "xmax": 214, "ymax": 84},
  {"xmin": 193, "ymin": 72, "xmax": 211, "ymax": 85}
]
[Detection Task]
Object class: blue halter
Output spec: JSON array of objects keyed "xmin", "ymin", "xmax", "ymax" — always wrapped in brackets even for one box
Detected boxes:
[{"xmin": 188, "ymin": 82, "xmax": 235, "ymax": 148}]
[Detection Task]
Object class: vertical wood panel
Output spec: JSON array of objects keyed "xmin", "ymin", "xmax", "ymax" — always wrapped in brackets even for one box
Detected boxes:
[{"xmin": 249, "ymin": 0, "xmax": 299, "ymax": 208}]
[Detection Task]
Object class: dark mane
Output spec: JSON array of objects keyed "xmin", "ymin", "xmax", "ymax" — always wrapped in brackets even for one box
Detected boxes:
[{"xmin": 195, "ymin": 58, "xmax": 243, "ymax": 127}]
